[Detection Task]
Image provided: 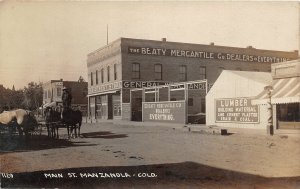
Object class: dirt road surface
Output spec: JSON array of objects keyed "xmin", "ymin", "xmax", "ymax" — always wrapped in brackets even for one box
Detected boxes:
[{"xmin": 1, "ymin": 122, "xmax": 300, "ymax": 188}]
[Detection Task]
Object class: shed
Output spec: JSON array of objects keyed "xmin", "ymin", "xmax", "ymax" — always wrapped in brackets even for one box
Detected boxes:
[{"xmin": 206, "ymin": 70, "xmax": 272, "ymax": 129}]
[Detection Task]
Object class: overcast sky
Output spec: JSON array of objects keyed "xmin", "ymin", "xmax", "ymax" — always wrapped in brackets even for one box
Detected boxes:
[{"xmin": 0, "ymin": 1, "xmax": 299, "ymax": 89}]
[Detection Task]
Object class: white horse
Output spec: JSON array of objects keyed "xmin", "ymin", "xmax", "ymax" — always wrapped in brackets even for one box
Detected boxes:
[{"xmin": 0, "ymin": 109, "xmax": 37, "ymax": 137}]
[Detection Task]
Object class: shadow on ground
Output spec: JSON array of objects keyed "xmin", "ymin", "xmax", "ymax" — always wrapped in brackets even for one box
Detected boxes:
[
  {"xmin": 1, "ymin": 162, "xmax": 300, "ymax": 189},
  {"xmin": 0, "ymin": 134, "xmax": 96, "ymax": 153},
  {"xmin": 81, "ymin": 131, "xmax": 128, "ymax": 139}
]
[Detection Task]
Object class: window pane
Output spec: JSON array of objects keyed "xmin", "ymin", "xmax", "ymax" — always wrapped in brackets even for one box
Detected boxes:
[
  {"xmin": 179, "ymin": 65, "xmax": 187, "ymax": 81},
  {"xmin": 101, "ymin": 69, "xmax": 104, "ymax": 83},
  {"xmin": 154, "ymin": 64, "xmax": 162, "ymax": 80},
  {"xmin": 96, "ymin": 70, "xmax": 98, "ymax": 84},
  {"xmin": 114, "ymin": 64, "xmax": 117, "ymax": 80},
  {"xmin": 200, "ymin": 67, "xmax": 206, "ymax": 80},
  {"xmin": 155, "ymin": 64, "xmax": 162, "ymax": 72},
  {"xmin": 132, "ymin": 63, "xmax": 140, "ymax": 79},
  {"xmin": 107, "ymin": 66, "xmax": 110, "ymax": 82},
  {"xmin": 57, "ymin": 88, "xmax": 62, "ymax": 97}
]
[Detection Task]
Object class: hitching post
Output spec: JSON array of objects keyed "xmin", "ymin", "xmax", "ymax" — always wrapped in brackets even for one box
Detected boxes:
[{"xmin": 265, "ymin": 85, "xmax": 274, "ymax": 136}]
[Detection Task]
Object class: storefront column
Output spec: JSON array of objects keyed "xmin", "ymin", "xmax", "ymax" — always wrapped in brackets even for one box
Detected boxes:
[
  {"xmin": 88, "ymin": 96, "xmax": 90, "ymax": 119},
  {"xmin": 184, "ymin": 83, "xmax": 188, "ymax": 124},
  {"xmin": 168, "ymin": 86, "xmax": 170, "ymax": 101}
]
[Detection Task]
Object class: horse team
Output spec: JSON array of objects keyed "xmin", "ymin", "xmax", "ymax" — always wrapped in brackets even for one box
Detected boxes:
[
  {"xmin": 0, "ymin": 107, "xmax": 82, "ymax": 139},
  {"xmin": 45, "ymin": 107, "xmax": 82, "ymax": 138}
]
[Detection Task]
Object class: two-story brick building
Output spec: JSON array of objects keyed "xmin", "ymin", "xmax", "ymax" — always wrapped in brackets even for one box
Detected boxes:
[{"xmin": 87, "ymin": 37, "xmax": 298, "ymax": 122}]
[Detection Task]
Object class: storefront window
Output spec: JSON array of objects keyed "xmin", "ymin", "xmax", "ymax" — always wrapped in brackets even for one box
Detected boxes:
[
  {"xmin": 277, "ymin": 103, "xmax": 300, "ymax": 122},
  {"xmin": 113, "ymin": 94, "xmax": 121, "ymax": 116},
  {"xmin": 96, "ymin": 95, "xmax": 102, "ymax": 119}
]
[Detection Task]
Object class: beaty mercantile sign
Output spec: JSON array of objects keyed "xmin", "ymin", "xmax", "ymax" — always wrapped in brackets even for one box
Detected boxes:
[
  {"xmin": 143, "ymin": 101, "xmax": 186, "ymax": 123},
  {"xmin": 128, "ymin": 46, "xmax": 289, "ymax": 63},
  {"xmin": 215, "ymin": 98, "xmax": 259, "ymax": 123}
]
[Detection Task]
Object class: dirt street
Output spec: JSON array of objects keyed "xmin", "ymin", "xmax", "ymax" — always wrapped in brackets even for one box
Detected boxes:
[{"xmin": 1, "ymin": 122, "xmax": 300, "ymax": 188}]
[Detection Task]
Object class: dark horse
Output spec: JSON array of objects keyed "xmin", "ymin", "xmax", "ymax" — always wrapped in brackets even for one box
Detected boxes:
[
  {"xmin": 44, "ymin": 107, "xmax": 61, "ymax": 138},
  {"xmin": 61, "ymin": 107, "xmax": 82, "ymax": 138}
]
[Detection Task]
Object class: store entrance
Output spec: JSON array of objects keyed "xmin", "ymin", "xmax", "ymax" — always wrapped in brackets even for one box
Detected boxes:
[
  {"xmin": 131, "ymin": 90, "xmax": 142, "ymax": 121},
  {"xmin": 277, "ymin": 103, "xmax": 300, "ymax": 129}
]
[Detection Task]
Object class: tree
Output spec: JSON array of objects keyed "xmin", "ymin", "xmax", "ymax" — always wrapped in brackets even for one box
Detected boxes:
[
  {"xmin": 0, "ymin": 85, "xmax": 24, "ymax": 111},
  {"xmin": 22, "ymin": 82, "xmax": 43, "ymax": 110}
]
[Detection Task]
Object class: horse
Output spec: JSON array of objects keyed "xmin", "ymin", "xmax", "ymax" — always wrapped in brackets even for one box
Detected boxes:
[
  {"xmin": 61, "ymin": 107, "xmax": 82, "ymax": 138},
  {"xmin": 44, "ymin": 107, "xmax": 61, "ymax": 138},
  {"xmin": 0, "ymin": 109, "xmax": 37, "ymax": 138}
]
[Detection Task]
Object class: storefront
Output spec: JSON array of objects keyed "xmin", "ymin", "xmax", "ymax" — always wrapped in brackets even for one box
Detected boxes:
[
  {"xmin": 207, "ymin": 59, "xmax": 300, "ymax": 131},
  {"xmin": 252, "ymin": 60, "xmax": 300, "ymax": 130},
  {"xmin": 87, "ymin": 37, "xmax": 298, "ymax": 122}
]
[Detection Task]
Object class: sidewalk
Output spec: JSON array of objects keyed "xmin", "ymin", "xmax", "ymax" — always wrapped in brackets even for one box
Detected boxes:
[{"xmin": 83, "ymin": 118, "xmax": 300, "ymax": 138}]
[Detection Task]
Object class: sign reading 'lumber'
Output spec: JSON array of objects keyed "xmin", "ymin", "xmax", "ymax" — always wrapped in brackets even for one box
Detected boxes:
[{"xmin": 215, "ymin": 98, "xmax": 259, "ymax": 123}]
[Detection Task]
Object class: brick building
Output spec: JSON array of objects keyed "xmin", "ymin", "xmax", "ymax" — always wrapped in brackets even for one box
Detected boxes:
[
  {"xmin": 87, "ymin": 38, "xmax": 298, "ymax": 122},
  {"xmin": 42, "ymin": 78, "xmax": 88, "ymax": 114}
]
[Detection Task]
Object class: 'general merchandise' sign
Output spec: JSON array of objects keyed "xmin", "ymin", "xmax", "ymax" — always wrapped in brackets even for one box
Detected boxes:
[
  {"xmin": 143, "ymin": 101, "xmax": 186, "ymax": 123},
  {"xmin": 215, "ymin": 98, "xmax": 259, "ymax": 123}
]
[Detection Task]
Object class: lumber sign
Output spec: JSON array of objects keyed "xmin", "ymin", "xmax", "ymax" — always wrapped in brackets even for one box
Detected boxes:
[{"xmin": 215, "ymin": 98, "xmax": 259, "ymax": 123}]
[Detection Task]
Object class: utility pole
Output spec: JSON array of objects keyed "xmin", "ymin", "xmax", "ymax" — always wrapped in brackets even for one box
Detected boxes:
[
  {"xmin": 107, "ymin": 24, "xmax": 108, "ymax": 45},
  {"xmin": 265, "ymin": 85, "xmax": 274, "ymax": 135}
]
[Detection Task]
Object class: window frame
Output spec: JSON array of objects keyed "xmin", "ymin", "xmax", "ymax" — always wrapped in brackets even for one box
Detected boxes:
[
  {"xmin": 114, "ymin": 64, "xmax": 117, "ymax": 80},
  {"xmin": 107, "ymin": 66, "xmax": 110, "ymax": 82},
  {"xmin": 132, "ymin": 63, "xmax": 140, "ymax": 79},
  {"xmin": 96, "ymin": 70, "xmax": 98, "ymax": 84},
  {"xmin": 101, "ymin": 68, "xmax": 104, "ymax": 83},
  {"xmin": 154, "ymin": 63, "xmax": 162, "ymax": 80},
  {"xmin": 179, "ymin": 65, "xmax": 187, "ymax": 81},
  {"xmin": 199, "ymin": 66, "xmax": 206, "ymax": 80}
]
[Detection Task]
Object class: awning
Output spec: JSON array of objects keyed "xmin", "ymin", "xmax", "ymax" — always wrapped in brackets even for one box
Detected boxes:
[
  {"xmin": 43, "ymin": 102, "xmax": 57, "ymax": 108},
  {"xmin": 87, "ymin": 90, "xmax": 118, "ymax": 97},
  {"xmin": 252, "ymin": 77, "xmax": 300, "ymax": 105}
]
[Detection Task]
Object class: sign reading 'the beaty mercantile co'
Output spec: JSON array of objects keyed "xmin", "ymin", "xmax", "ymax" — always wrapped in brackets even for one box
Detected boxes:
[
  {"xmin": 143, "ymin": 101, "xmax": 186, "ymax": 123},
  {"xmin": 215, "ymin": 98, "xmax": 259, "ymax": 123},
  {"xmin": 128, "ymin": 46, "xmax": 289, "ymax": 63}
]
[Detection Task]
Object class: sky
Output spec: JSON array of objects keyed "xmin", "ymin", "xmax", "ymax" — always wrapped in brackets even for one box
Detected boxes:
[{"xmin": 0, "ymin": 1, "xmax": 299, "ymax": 89}]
